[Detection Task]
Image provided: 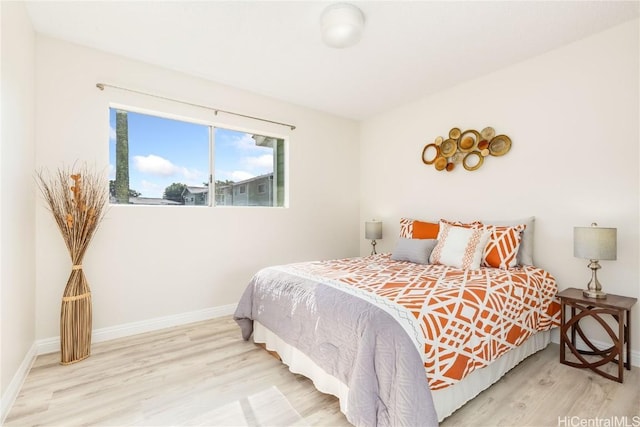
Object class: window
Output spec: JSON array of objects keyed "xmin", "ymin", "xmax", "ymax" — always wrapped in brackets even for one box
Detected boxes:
[
  {"xmin": 109, "ymin": 107, "xmax": 286, "ymax": 207},
  {"xmin": 213, "ymin": 128, "xmax": 285, "ymax": 207}
]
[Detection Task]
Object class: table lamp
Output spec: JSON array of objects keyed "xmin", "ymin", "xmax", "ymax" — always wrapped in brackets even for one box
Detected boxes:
[
  {"xmin": 365, "ymin": 220, "xmax": 382, "ymax": 255},
  {"xmin": 573, "ymin": 223, "xmax": 617, "ymax": 299}
]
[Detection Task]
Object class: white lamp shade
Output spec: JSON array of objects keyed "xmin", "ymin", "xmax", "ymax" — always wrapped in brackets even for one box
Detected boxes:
[
  {"xmin": 365, "ymin": 221, "xmax": 382, "ymax": 240},
  {"xmin": 321, "ymin": 3, "xmax": 365, "ymax": 48},
  {"xmin": 574, "ymin": 226, "xmax": 617, "ymax": 260}
]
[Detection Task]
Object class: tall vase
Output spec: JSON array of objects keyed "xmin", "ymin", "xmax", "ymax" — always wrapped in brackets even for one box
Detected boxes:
[{"xmin": 60, "ymin": 264, "xmax": 92, "ymax": 365}]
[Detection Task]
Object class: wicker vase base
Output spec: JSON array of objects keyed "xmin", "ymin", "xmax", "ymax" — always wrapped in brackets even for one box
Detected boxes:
[
  {"xmin": 60, "ymin": 288, "xmax": 92, "ymax": 365},
  {"xmin": 60, "ymin": 353, "xmax": 91, "ymax": 365}
]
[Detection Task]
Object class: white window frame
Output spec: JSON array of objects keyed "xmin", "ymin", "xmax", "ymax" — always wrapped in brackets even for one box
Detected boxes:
[{"xmin": 108, "ymin": 103, "xmax": 289, "ymax": 208}]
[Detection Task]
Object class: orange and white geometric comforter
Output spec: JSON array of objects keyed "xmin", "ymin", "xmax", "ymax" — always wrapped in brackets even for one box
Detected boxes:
[{"xmin": 282, "ymin": 253, "xmax": 560, "ymax": 390}]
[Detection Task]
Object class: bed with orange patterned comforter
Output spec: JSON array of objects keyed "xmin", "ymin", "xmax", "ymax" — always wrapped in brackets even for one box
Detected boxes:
[{"xmin": 234, "ymin": 254, "xmax": 560, "ymax": 426}]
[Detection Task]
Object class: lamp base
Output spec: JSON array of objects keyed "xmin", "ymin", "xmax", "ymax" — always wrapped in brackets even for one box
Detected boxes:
[
  {"xmin": 583, "ymin": 289, "xmax": 607, "ymax": 299},
  {"xmin": 583, "ymin": 259, "xmax": 607, "ymax": 299}
]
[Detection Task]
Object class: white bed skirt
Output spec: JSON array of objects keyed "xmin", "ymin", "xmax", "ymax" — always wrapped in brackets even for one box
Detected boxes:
[{"xmin": 253, "ymin": 321, "xmax": 551, "ymax": 422}]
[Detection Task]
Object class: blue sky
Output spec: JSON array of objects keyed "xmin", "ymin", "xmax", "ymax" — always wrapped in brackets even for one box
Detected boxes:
[{"xmin": 109, "ymin": 109, "xmax": 274, "ymax": 198}]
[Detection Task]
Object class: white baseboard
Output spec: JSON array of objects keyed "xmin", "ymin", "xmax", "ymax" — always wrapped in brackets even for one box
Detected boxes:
[
  {"xmin": 0, "ymin": 342, "xmax": 37, "ymax": 425},
  {"xmin": 36, "ymin": 303, "xmax": 237, "ymax": 355},
  {"xmin": 1, "ymin": 304, "xmax": 236, "ymax": 424}
]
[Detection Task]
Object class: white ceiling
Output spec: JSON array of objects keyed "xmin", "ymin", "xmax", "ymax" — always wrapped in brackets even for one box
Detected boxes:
[{"xmin": 25, "ymin": 1, "xmax": 640, "ymax": 120}]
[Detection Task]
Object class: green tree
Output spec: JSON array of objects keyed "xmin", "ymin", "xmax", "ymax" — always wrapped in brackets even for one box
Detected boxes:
[
  {"xmin": 115, "ymin": 110, "xmax": 130, "ymax": 203},
  {"xmin": 109, "ymin": 180, "xmax": 140, "ymax": 198},
  {"xmin": 163, "ymin": 183, "xmax": 187, "ymax": 203}
]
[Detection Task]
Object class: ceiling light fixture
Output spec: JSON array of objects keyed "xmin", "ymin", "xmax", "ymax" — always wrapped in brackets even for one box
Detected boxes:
[{"xmin": 321, "ymin": 3, "xmax": 365, "ymax": 48}]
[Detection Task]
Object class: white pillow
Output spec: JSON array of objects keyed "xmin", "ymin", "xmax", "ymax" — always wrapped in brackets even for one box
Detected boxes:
[
  {"xmin": 391, "ymin": 238, "xmax": 437, "ymax": 264},
  {"xmin": 430, "ymin": 222, "xmax": 491, "ymax": 269}
]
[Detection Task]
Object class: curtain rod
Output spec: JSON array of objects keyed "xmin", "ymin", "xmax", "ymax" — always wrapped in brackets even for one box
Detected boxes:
[{"xmin": 95, "ymin": 83, "xmax": 296, "ymax": 130}]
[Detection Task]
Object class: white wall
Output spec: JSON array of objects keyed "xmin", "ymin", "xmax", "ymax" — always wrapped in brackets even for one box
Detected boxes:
[
  {"xmin": 34, "ymin": 37, "xmax": 360, "ymax": 339},
  {"xmin": 0, "ymin": 0, "xmax": 37, "ymax": 418},
  {"xmin": 4, "ymin": 11, "xmax": 638, "ymax": 417},
  {"xmin": 360, "ymin": 20, "xmax": 639, "ymax": 354}
]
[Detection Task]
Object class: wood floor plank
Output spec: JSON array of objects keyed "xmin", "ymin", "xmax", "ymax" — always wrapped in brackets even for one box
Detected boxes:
[{"xmin": 5, "ymin": 316, "xmax": 639, "ymax": 426}]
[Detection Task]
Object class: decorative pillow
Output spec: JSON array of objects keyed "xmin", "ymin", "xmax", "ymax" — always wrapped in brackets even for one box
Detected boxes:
[
  {"xmin": 482, "ymin": 217, "xmax": 535, "ymax": 265},
  {"xmin": 399, "ymin": 218, "xmax": 439, "ymax": 239},
  {"xmin": 440, "ymin": 219, "xmax": 483, "ymax": 229},
  {"xmin": 429, "ymin": 222, "xmax": 491, "ymax": 270},
  {"xmin": 399, "ymin": 217, "xmax": 414, "ymax": 238},
  {"xmin": 391, "ymin": 238, "xmax": 437, "ymax": 264},
  {"xmin": 482, "ymin": 224, "xmax": 526, "ymax": 269},
  {"xmin": 413, "ymin": 220, "xmax": 439, "ymax": 239}
]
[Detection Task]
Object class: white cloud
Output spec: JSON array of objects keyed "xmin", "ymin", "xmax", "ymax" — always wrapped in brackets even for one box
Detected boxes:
[
  {"xmin": 233, "ymin": 134, "xmax": 260, "ymax": 151},
  {"xmin": 130, "ymin": 154, "xmax": 206, "ymax": 195},
  {"xmin": 216, "ymin": 168, "xmax": 262, "ymax": 183},
  {"xmin": 108, "ymin": 163, "xmax": 115, "ymax": 180},
  {"xmin": 230, "ymin": 171, "xmax": 255, "ymax": 182},
  {"xmin": 133, "ymin": 154, "xmax": 179, "ymax": 177},
  {"xmin": 244, "ymin": 154, "xmax": 273, "ymax": 171},
  {"xmin": 182, "ymin": 168, "xmax": 205, "ymax": 182},
  {"xmin": 109, "ymin": 125, "xmax": 116, "ymax": 141},
  {"xmin": 214, "ymin": 153, "xmax": 273, "ymax": 183},
  {"xmin": 139, "ymin": 180, "xmax": 165, "ymax": 198},
  {"xmin": 133, "ymin": 154, "xmax": 206, "ymax": 183}
]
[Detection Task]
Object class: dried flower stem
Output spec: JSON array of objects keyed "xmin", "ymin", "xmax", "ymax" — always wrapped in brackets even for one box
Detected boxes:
[{"xmin": 36, "ymin": 164, "xmax": 108, "ymax": 364}]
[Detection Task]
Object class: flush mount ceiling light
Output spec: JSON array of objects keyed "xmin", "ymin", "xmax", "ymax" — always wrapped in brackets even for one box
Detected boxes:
[{"xmin": 321, "ymin": 3, "xmax": 365, "ymax": 48}]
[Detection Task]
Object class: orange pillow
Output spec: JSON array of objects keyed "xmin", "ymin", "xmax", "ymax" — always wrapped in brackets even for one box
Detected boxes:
[
  {"xmin": 482, "ymin": 224, "xmax": 526, "ymax": 269},
  {"xmin": 412, "ymin": 220, "xmax": 439, "ymax": 239},
  {"xmin": 399, "ymin": 218, "xmax": 439, "ymax": 239}
]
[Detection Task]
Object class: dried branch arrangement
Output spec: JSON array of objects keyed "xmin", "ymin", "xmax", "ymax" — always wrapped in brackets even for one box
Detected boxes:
[{"xmin": 36, "ymin": 164, "xmax": 108, "ymax": 364}]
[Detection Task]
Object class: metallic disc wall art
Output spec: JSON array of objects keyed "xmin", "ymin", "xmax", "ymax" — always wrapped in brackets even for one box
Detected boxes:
[{"xmin": 421, "ymin": 127, "xmax": 511, "ymax": 172}]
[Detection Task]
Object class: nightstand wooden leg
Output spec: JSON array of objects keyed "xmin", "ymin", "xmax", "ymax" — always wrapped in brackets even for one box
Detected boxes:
[
  {"xmin": 570, "ymin": 306, "xmax": 577, "ymax": 344},
  {"xmin": 618, "ymin": 308, "xmax": 624, "ymax": 382},
  {"xmin": 560, "ymin": 302, "xmax": 566, "ymax": 363},
  {"xmin": 625, "ymin": 309, "xmax": 631, "ymax": 370}
]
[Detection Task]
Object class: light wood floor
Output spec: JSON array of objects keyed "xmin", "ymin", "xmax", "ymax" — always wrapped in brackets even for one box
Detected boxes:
[{"xmin": 5, "ymin": 316, "xmax": 639, "ymax": 426}]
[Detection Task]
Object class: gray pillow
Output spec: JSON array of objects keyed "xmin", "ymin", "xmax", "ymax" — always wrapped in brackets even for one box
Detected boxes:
[{"xmin": 391, "ymin": 238, "xmax": 438, "ymax": 264}]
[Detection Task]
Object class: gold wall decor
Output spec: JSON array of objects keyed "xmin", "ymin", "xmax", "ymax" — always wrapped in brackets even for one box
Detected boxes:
[{"xmin": 422, "ymin": 127, "xmax": 511, "ymax": 172}]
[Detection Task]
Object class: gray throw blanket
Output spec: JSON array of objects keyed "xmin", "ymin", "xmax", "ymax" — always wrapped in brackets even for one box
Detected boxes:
[{"xmin": 234, "ymin": 266, "xmax": 438, "ymax": 427}]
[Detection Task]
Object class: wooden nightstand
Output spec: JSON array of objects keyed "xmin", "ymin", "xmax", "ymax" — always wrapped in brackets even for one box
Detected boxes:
[{"xmin": 557, "ymin": 287, "xmax": 637, "ymax": 383}]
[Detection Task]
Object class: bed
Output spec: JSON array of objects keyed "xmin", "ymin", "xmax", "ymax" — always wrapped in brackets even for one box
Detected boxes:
[{"xmin": 234, "ymin": 217, "xmax": 560, "ymax": 426}]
